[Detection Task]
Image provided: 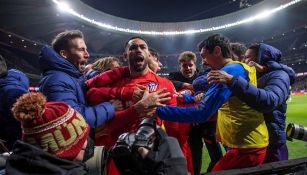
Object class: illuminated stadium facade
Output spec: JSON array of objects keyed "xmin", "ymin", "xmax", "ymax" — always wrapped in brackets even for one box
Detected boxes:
[
  {"xmin": 51, "ymin": 0, "xmax": 303, "ymax": 35},
  {"xmin": 0, "ymin": 0, "xmax": 306, "ymax": 83}
]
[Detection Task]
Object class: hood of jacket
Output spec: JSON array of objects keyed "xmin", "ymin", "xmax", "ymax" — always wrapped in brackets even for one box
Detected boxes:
[
  {"xmin": 5, "ymin": 141, "xmax": 88, "ymax": 175},
  {"xmin": 258, "ymin": 43, "xmax": 282, "ymax": 65},
  {"xmin": 39, "ymin": 46, "xmax": 82, "ymax": 78}
]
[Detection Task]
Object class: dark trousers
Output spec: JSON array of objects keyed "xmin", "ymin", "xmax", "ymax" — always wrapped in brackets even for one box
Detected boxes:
[{"xmin": 188, "ymin": 122, "xmax": 223, "ymax": 174}]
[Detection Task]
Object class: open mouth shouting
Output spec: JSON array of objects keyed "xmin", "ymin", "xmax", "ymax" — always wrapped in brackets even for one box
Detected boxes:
[{"xmin": 130, "ymin": 55, "xmax": 147, "ymax": 72}]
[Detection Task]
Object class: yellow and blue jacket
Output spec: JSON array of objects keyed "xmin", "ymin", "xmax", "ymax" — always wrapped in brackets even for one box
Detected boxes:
[{"xmin": 157, "ymin": 61, "xmax": 268, "ymax": 148}]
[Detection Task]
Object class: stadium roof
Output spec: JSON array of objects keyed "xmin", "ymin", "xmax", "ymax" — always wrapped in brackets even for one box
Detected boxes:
[
  {"xmin": 81, "ymin": 0, "xmax": 262, "ymax": 22},
  {"xmin": 0, "ymin": 0, "xmax": 307, "ymax": 55}
]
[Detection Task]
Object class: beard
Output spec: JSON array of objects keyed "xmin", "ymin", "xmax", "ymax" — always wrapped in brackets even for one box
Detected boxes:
[{"xmin": 129, "ymin": 55, "xmax": 148, "ymax": 72}]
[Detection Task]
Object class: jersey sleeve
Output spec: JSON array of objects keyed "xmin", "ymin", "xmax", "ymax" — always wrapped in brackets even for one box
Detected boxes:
[
  {"xmin": 156, "ymin": 63, "xmax": 248, "ymax": 123},
  {"xmin": 85, "ymin": 66, "xmax": 130, "ymax": 88}
]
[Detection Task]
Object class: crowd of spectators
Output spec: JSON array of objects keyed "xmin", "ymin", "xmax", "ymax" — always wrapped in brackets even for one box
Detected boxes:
[{"xmin": 292, "ymin": 75, "xmax": 307, "ymax": 92}]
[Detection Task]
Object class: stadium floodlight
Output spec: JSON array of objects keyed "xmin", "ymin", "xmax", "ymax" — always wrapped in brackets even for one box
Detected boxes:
[
  {"xmin": 51, "ymin": 0, "xmax": 304, "ymax": 36},
  {"xmin": 255, "ymin": 10, "xmax": 272, "ymax": 19},
  {"xmin": 53, "ymin": 0, "xmax": 71, "ymax": 12}
]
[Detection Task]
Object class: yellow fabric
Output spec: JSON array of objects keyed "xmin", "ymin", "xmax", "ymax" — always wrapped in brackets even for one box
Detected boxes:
[
  {"xmin": 217, "ymin": 61, "xmax": 268, "ymax": 148},
  {"xmin": 161, "ymin": 122, "xmax": 166, "ymax": 131}
]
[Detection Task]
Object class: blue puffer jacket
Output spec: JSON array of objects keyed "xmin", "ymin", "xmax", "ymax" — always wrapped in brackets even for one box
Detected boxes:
[
  {"xmin": 0, "ymin": 69, "xmax": 29, "ymax": 149},
  {"xmin": 38, "ymin": 46, "xmax": 115, "ymax": 128},
  {"xmin": 229, "ymin": 44, "xmax": 295, "ymax": 145}
]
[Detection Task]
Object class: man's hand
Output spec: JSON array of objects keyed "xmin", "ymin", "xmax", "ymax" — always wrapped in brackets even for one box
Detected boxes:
[
  {"xmin": 207, "ymin": 70, "xmax": 233, "ymax": 85},
  {"xmin": 194, "ymin": 93, "xmax": 204, "ymax": 103},
  {"xmin": 182, "ymin": 83, "xmax": 193, "ymax": 90},
  {"xmin": 247, "ymin": 61, "xmax": 268, "ymax": 73},
  {"xmin": 134, "ymin": 87, "xmax": 171, "ymax": 117},
  {"xmin": 110, "ymin": 99, "xmax": 124, "ymax": 111},
  {"xmin": 174, "ymin": 92, "xmax": 184, "ymax": 102},
  {"xmin": 132, "ymin": 84, "xmax": 147, "ymax": 102}
]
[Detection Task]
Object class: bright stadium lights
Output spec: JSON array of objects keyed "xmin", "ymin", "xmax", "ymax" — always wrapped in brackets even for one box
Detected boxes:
[
  {"xmin": 52, "ymin": 0, "xmax": 71, "ymax": 12},
  {"xmin": 255, "ymin": 10, "xmax": 272, "ymax": 19},
  {"xmin": 51, "ymin": 0, "xmax": 303, "ymax": 36}
]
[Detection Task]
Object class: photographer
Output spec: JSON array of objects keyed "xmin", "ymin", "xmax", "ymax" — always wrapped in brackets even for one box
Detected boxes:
[
  {"xmin": 111, "ymin": 118, "xmax": 187, "ymax": 175},
  {"xmin": 137, "ymin": 136, "xmax": 188, "ymax": 175}
]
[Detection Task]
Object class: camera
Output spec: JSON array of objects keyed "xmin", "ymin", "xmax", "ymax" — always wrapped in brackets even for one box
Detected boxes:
[
  {"xmin": 82, "ymin": 130, "xmax": 108, "ymax": 175},
  {"xmin": 286, "ymin": 123, "xmax": 307, "ymax": 142},
  {"xmin": 84, "ymin": 145, "xmax": 108, "ymax": 175},
  {"xmin": 110, "ymin": 118, "xmax": 160, "ymax": 175}
]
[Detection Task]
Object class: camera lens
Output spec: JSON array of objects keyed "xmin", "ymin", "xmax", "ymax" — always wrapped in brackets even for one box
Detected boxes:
[{"xmin": 287, "ymin": 123, "xmax": 307, "ymax": 141}]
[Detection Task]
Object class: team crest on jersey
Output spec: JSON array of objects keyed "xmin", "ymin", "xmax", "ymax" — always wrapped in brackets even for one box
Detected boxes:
[
  {"xmin": 179, "ymin": 89, "xmax": 193, "ymax": 95},
  {"xmin": 148, "ymin": 82, "xmax": 158, "ymax": 92}
]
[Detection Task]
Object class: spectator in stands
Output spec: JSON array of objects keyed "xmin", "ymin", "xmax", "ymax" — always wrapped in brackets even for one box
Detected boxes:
[
  {"xmin": 0, "ymin": 54, "xmax": 29, "ymax": 150},
  {"xmin": 208, "ymin": 43, "xmax": 295, "ymax": 163},
  {"xmin": 155, "ymin": 34, "xmax": 269, "ymax": 171},
  {"xmin": 84, "ymin": 56, "xmax": 121, "ymax": 79},
  {"xmin": 230, "ymin": 42, "xmax": 247, "ymax": 62},
  {"xmin": 38, "ymin": 30, "xmax": 121, "ymax": 128}
]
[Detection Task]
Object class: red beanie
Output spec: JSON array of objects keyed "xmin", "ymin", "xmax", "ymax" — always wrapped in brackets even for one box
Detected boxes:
[{"xmin": 12, "ymin": 92, "xmax": 90, "ymax": 160}]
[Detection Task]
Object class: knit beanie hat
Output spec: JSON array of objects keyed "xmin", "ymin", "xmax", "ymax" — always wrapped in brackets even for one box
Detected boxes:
[{"xmin": 12, "ymin": 92, "xmax": 90, "ymax": 160}]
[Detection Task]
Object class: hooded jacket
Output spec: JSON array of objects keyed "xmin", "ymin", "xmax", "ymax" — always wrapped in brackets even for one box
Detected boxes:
[
  {"xmin": 229, "ymin": 43, "xmax": 295, "ymax": 145},
  {"xmin": 0, "ymin": 69, "xmax": 29, "ymax": 150},
  {"xmin": 38, "ymin": 46, "xmax": 115, "ymax": 128},
  {"xmin": 6, "ymin": 141, "xmax": 88, "ymax": 175}
]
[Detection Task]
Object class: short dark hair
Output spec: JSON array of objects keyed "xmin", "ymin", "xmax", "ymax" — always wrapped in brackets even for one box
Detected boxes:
[
  {"xmin": 51, "ymin": 30, "xmax": 84, "ymax": 54},
  {"xmin": 149, "ymin": 48, "xmax": 159, "ymax": 60},
  {"xmin": 0, "ymin": 54, "xmax": 7, "ymax": 75},
  {"xmin": 198, "ymin": 34, "xmax": 231, "ymax": 58},
  {"xmin": 248, "ymin": 44, "xmax": 260, "ymax": 56},
  {"xmin": 124, "ymin": 36, "xmax": 148, "ymax": 50},
  {"xmin": 230, "ymin": 42, "xmax": 247, "ymax": 58}
]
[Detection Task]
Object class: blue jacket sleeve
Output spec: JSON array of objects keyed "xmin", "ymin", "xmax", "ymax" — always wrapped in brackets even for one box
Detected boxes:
[
  {"xmin": 40, "ymin": 74, "xmax": 115, "ymax": 128},
  {"xmin": 5, "ymin": 70, "xmax": 29, "ymax": 109},
  {"xmin": 229, "ymin": 70, "xmax": 290, "ymax": 113},
  {"xmin": 182, "ymin": 94, "xmax": 195, "ymax": 103},
  {"xmin": 157, "ymin": 63, "xmax": 248, "ymax": 123}
]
